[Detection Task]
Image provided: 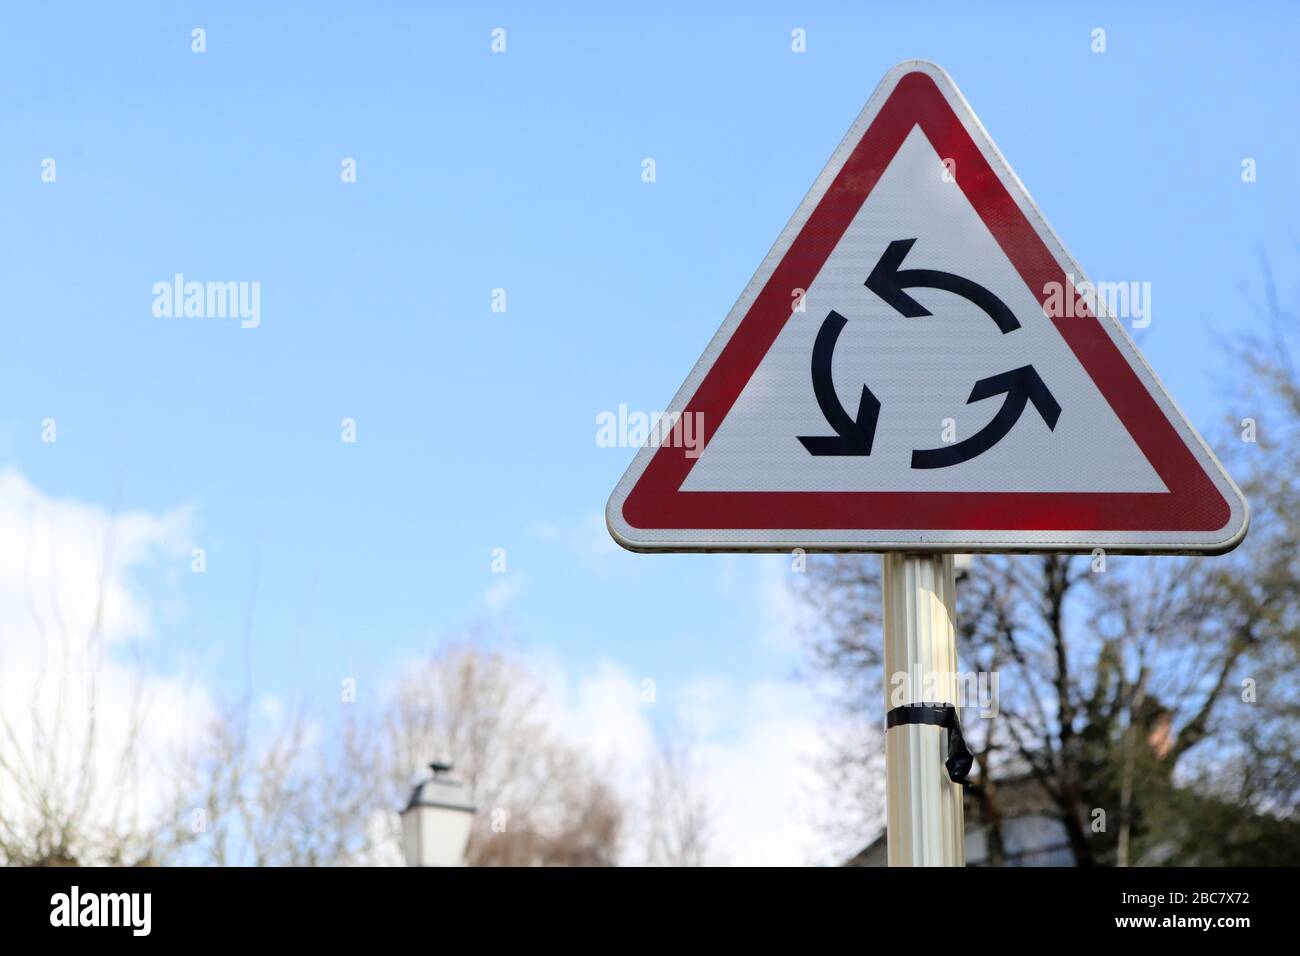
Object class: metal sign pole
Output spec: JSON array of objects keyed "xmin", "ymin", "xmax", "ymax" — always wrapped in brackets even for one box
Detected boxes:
[{"xmin": 882, "ymin": 553, "xmax": 965, "ymax": 866}]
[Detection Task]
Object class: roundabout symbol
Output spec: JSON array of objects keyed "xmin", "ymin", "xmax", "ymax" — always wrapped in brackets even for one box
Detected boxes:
[{"xmin": 797, "ymin": 237, "xmax": 1061, "ymax": 467}]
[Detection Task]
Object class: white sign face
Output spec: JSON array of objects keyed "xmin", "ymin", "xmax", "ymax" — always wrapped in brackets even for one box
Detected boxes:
[{"xmin": 607, "ymin": 61, "xmax": 1248, "ymax": 555}]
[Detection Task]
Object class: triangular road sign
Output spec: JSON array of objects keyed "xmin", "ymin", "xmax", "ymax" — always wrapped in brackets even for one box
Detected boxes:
[{"xmin": 607, "ymin": 61, "xmax": 1248, "ymax": 554}]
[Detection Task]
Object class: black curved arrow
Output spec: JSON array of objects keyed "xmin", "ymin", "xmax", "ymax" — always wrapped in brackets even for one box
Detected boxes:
[
  {"xmin": 911, "ymin": 365, "xmax": 1060, "ymax": 469},
  {"xmin": 798, "ymin": 310, "xmax": 881, "ymax": 456},
  {"xmin": 866, "ymin": 238, "xmax": 1020, "ymax": 334}
]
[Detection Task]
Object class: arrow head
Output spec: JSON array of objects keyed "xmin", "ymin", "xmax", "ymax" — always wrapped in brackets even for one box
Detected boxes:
[
  {"xmin": 865, "ymin": 238, "xmax": 933, "ymax": 318},
  {"xmin": 866, "ymin": 237, "xmax": 1020, "ymax": 333},
  {"xmin": 799, "ymin": 384, "xmax": 881, "ymax": 456},
  {"xmin": 967, "ymin": 365, "xmax": 1061, "ymax": 430}
]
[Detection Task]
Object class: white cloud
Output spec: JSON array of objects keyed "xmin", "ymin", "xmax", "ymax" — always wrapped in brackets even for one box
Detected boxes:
[
  {"xmin": 533, "ymin": 511, "xmax": 620, "ymax": 566},
  {"xmin": 680, "ymin": 678, "xmax": 830, "ymax": 865},
  {"xmin": 484, "ymin": 572, "xmax": 525, "ymax": 611},
  {"xmin": 529, "ymin": 651, "xmax": 835, "ymax": 866},
  {"xmin": 0, "ymin": 470, "xmax": 188, "ymax": 663},
  {"xmin": 0, "ymin": 469, "xmax": 211, "ymax": 863},
  {"xmin": 562, "ymin": 662, "xmax": 658, "ymax": 788},
  {"xmin": 756, "ymin": 553, "xmax": 815, "ymax": 653},
  {"xmin": 503, "ymin": 546, "xmax": 842, "ymax": 865}
]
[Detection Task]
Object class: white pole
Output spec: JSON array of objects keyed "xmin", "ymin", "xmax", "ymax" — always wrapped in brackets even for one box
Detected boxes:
[{"xmin": 882, "ymin": 553, "xmax": 965, "ymax": 866}]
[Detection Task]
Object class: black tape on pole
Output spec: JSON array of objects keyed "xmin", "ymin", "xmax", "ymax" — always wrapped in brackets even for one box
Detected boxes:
[{"xmin": 885, "ymin": 702, "xmax": 975, "ymax": 788}]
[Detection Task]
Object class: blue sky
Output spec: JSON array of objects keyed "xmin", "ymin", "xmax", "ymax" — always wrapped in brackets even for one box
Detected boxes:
[{"xmin": 2, "ymin": 3, "xmax": 1297, "ymax": 859}]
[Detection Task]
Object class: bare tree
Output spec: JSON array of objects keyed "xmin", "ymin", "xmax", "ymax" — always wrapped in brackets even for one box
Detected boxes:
[
  {"xmin": 180, "ymin": 697, "xmax": 381, "ymax": 866},
  {"xmin": 0, "ymin": 507, "xmax": 662, "ymax": 870},
  {"xmin": 381, "ymin": 643, "xmax": 625, "ymax": 866},
  {"xmin": 643, "ymin": 735, "xmax": 711, "ymax": 866},
  {"xmin": 0, "ymin": 519, "xmax": 197, "ymax": 866},
  {"xmin": 179, "ymin": 641, "xmax": 628, "ymax": 866}
]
